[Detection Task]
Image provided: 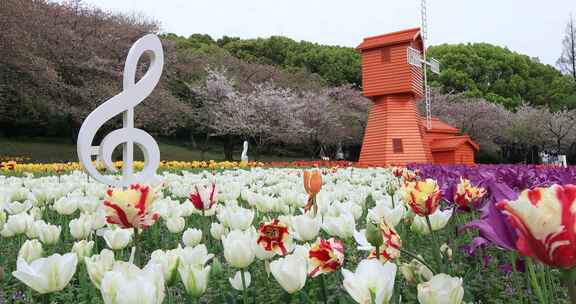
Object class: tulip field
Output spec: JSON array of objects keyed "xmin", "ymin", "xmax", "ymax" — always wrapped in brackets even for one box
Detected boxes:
[{"xmin": 0, "ymin": 164, "xmax": 575, "ymax": 304}]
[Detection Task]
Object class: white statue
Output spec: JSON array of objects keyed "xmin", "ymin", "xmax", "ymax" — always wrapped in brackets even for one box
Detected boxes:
[
  {"xmin": 241, "ymin": 141, "xmax": 249, "ymax": 162},
  {"xmin": 77, "ymin": 34, "xmax": 163, "ymax": 187}
]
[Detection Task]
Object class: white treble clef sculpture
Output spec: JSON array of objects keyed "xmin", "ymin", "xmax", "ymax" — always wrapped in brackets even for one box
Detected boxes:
[{"xmin": 77, "ymin": 34, "xmax": 163, "ymax": 187}]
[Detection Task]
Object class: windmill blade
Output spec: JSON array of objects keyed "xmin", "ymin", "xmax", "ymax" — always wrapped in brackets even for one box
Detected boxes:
[
  {"xmin": 407, "ymin": 47, "xmax": 422, "ymax": 67},
  {"xmin": 429, "ymin": 58, "xmax": 440, "ymax": 74}
]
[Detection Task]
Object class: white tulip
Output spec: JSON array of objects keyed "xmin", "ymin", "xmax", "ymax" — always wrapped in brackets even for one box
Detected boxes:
[
  {"xmin": 179, "ymin": 201, "xmax": 195, "ymax": 217},
  {"xmin": 342, "ymin": 259, "xmax": 397, "ymax": 304},
  {"xmin": 18, "ymin": 239, "xmax": 44, "ymax": 263},
  {"xmin": 269, "ymin": 252, "xmax": 307, "ymax": 294},
  {"xmin": 222, "ymin": 229, "xmax": 256, "ymax": 268},
  {"xmin": 37, "ymin": 222, "xmax": 61, "ymax": 245},
  {"xmin": 322, "ymin": 212, "xmax": 355, "ymax": 239},
  {"xmin": 29, "ymin": 207, "xmax": 43, "ymax": 220},
  {"xmin": 25, "ymin": 220, "xmax": 43, "ymax": 239},
  {"xmin": 88, "ymin": 210, "xmax": 107, "ymax": 230},
  {"xmin": 71, "ymin": 240, "xmax": 94, "ymax": 263},
  {"xmin": 210, "ymin": 222, "xmax": 226, "ymax": 240},
  {"xmin": 368, "ymin": 203, "xmax": 406, "ymax": 227},
  {"xmin": 292, "ymin": 214, "xmax": 321, "ymax": 242},
  {"xmin": 85, "ymin": 249, "xmax": 116, "ymax": 289},
  {"xmin": 149, "ymin": 249, "xmax": 180, "ymax": 284},
  {"xmin": 1, "ymin": 225, "xmax": 15, "ymax": 238},
  {"xmin": 53, "ymin": 197, "xmax": 78, "ymax": 215},
  {"xmin": 217, "ymin": 205, "xmax": 254, "ymax": 230},
  {"xmin": 166, "ymin": 216, "xmax": 185, "ymax": 234},
  {"xmin": 229, "ymin": 270, "xmax": 251, "ymax": 291},
  {"xmin": 178, "ymin": 263, "xmax": 211, "ymax": 298},
  {"xmin": 182, "ymin": 228, "xmax": 202, "ymax": 247},
  {"xmin": 337, "ymin": 202, "xmax": 364, "ymax": 220},
  {"xmin": 4, "ymin": 200, "xmax": 33, "ymax": 215},
  {"xmin": 100, "ymin": 262, "xmax": 165, "ymax": 304},
  {"xmin": 12, "ymin": 253, "xmax": 78, "ymax": 294},
  {"xmin": 254, "ymin": 239, "xmax": 277, "ymax": 260},
  {"xmin": 78, "ymin": 196, "xmax": 101, "ymax": 213},
  {"xmin": 353, "ymin": 229, "xmax": 375, "ymax": 252},
  {"xmin": 69, "ymin": 214, "xmax": 93, "ymax": 240},
  {"xmin": 5, "ymin": 212, "xmax": 33, "ymax": 235},
  {"xmin": 103, "ymin": 228, "xmax": 133, "ymax": 250},
  {"xmin": 440, "ymin": 243, "xmax": 453, "ymax": 261},
  {"xmin": 411, "ymin": 209, "xmax": 453, "ymax": 235},
  {"xmin": 399, "ymin": 259, "xmax": 434, "ymax": 284},
  {"xmin": 417, "ymin": 274, "xmax": 464, "ymax": 304},
  {"xmin": 175, "ymin": 244, "xmax": 214, "ymax": 267}
]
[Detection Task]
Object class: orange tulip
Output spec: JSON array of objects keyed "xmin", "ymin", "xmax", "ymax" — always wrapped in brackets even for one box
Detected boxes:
[
  {"xmin": 303, "ymin": 170, "xmax": 323, "ymax": 213},
  {"xmin": 304, "ymin": 170, "xmax": 322, "ymax": 195}
]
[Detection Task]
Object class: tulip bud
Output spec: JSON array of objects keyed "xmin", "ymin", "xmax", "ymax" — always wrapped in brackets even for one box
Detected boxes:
[
  {"xmin": 210, "ymin": 222, "xmax": 226, "ymax": 240},
  {"xmin": 417, "ymin": 274, "xmax": 464, "ymax": 304},
  {"xmin": 178, "ymin": 263, "xmax": 211, "ymax": 298},
  {"xmin": 29, "ymin": 207, "xmax": 43, "ymax": 221},
  {"xmin": 365, "ymin": 220, "xmax": 383, "ymax": 248},
  {"xmin": 103, "ymin": 228, "xmax": 133, "ymax": 250},
  {"xmin": 37, "ymin": 223, "xmax": 61, "ymax": 245},
  {"xmin": 18, "ymin": 239, "xmax": 43, "ymax": 263},
  {"xmin": 399, "ymin": 263, "xmax": 416, "ymax": 284},
  {"xmin": 69, "ymin": 215, "xmax": 93, "ymax": 240},
  {"xmin": 166, "ymin": 216, "xmax": 186, "ymax": 234},
  {"xmin": 85, "ymin": 249, "xmax": 115, "ymax": 289},
  {"xmin": 399, "ymin": 258, "xmax": 433, "ymax": 284},
  {"xmin": 222, "ymin": 229, "xmax": 256, "ymax": 269},
  {"xmin": 53, "ymin": 197, "xmax": 78, "ymax": 215},
  {"xmin": 229, "ymin": 270, "xmax": 251, "ymax": 291},
  {"xmin": 440, "ymin": 243, "xmax": 453, "ymax": 261},
  {"xmin": 182, "ymin": 228, "xmax": 202, "ymax": 247},
  {"xmin": 411, "ymin": 209, "xmax": 453, "ymax": 235},
  {"xmin": 270, "ymin": 253, "xmax": 307, "ymax": 294},
  {"xmin": 149, "ymin": 249, "xmax": 180, "ymax": 285},
  {"xmin": 292, "ymin": 214, "xmax": 320, "ymax": 242},
  {"xmin": 387, "ymin": 183, "xmax": 397, "ymax": 197},
  {"xmin": 5, "ymin": 212, "xmax": 33, "ymax": 235},
  {"xmin": 72, "ymin": 240, "xmax": 94, "ymax": 263}
]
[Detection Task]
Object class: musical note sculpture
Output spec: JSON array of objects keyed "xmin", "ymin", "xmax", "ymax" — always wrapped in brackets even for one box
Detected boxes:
[
  {"xmin": 241, "ymin": 141, "xmax": 249, "ymax": 162},
  {"xmin": 77, "ymin": 34, "xmax": 163, "ymax": 187}
]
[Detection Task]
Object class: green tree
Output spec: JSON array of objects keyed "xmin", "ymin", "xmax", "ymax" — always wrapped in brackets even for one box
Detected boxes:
[{"xmin": 428, "ymin": 43, "xmax": 574, "ymax": 109}]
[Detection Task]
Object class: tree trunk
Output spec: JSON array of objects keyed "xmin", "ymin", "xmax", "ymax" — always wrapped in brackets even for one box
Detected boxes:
[
  {"xmin": 223, "ymin": 135, "xmax": 234, "ymax": 161},
  {"xmin": 189, "ymin": 131, "xmax": 197, "ymax": 149},
  {"xmin": 200, "ymin": 134, "xmax": 210, "ymax": 161}
]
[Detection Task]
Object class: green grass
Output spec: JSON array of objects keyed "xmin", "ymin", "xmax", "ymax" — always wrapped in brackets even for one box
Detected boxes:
[{"xmin": 0, "ymin": 137, "xmax": 308, "ymax": 163}]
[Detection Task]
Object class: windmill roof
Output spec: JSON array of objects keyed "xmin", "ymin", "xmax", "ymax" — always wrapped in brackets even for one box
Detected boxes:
[
  {"xmin": 357, "ymin": 28, "xmax": 422, "ymax": 51},
  {"xmin": 420, "ymin": 117, "xmax": 459, "ymax": 133},
  {"xmin": 430, "ymin": 136, "xmax": 480, "ymax": 152}
]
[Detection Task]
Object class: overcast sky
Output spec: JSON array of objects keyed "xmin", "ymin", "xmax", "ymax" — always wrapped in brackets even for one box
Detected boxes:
[{"xmin": 75, "ymin": 0, "xmax": 575, "ymax": 67}]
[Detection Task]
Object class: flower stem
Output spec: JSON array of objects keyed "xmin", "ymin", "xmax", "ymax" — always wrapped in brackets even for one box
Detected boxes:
[
  {"xmin": 240, "ymin": 268, "xmax": 249, "ymax": 304},
  {"xmin": 320, "ymin": 275, "xmax": 328, "ymax": 304},
  {"xmin": 527, "ymin": 259, "xmax": 546, "ymax": 304},
  {"xmin": 133, "ymin": 228, "xmax": 140, "ymax": 267},
  {"xmin": 398, "ymin": 247, "xmax": 437, "ymax": 274},
  {"xmin": 425, "ymin": 215, "xmax": 443, "ymax": 273},
  {"xmin": 561, "ymin": 267, "xmax": 576, "ymax": 304}
]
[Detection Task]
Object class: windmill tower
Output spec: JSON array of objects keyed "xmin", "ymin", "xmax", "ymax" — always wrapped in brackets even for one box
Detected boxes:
[{"xmin": 357, "ymin": 1, "xmax": 449, "ymax": 166}]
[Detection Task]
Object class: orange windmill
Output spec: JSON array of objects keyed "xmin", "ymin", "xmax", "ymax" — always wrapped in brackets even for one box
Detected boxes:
[{"xmin": 357, "ymin": 27, "xmax": 478, "ymax": 165}]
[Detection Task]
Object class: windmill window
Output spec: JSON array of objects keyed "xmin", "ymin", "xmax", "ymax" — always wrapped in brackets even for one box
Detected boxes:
[
  {"xmin": 381, "ymin": 48, "xmax": 391, "ymax": 63},
  {"xmin": 392, "ymin": 139, "xmax": 403, "ymax": 153}
]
